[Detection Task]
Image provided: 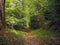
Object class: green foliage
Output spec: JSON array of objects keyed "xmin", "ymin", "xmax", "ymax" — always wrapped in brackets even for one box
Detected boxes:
[
  {"xmin": 5, "ymin": 0, "xmax": 26, "ymax": 29},
  {"xmin": 29, "ymin": 15, "xmax": 41, "ymax": 29},
  {"xmin": 5, "ymin": 0, "xmax": 60, "ymax": 31}
]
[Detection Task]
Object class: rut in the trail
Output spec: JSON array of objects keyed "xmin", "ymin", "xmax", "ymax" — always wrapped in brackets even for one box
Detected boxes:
[{"xmin": 24, "ymin": 32, "xmax": 39, "ymax": 45}]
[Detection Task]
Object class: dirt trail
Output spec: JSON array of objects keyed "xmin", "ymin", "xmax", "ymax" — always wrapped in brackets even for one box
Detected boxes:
[{"xmin": 24, "ymin": 31, "xmax": 39, "ymax": 45}]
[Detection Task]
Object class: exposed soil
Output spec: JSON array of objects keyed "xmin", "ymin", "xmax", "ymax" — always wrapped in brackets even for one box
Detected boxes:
[{"xmin": 24, "ymin": 31, "xmax": 39, "ymax": 45}]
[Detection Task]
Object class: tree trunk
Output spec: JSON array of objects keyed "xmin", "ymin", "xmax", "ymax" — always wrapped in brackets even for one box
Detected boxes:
[{"xmin": 0, "ymin": 0, "xmax": 6, "ymax": 29}]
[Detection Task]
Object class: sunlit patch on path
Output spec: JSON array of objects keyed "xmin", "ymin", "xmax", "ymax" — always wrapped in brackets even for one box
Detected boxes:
[{"xmin": 24, "ymin": 31, "xmax": 39, "ymax": 45}]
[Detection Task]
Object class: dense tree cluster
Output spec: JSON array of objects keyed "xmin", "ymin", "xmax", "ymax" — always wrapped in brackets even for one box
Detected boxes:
[{"xmin": 0, "ymin": 0, "xmax": 59, "ymax": 31}]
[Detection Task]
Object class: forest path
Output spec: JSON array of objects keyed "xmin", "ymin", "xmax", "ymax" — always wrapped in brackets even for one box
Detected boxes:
[{"xmin": 24, "ymin": 31, "xmax": 39, "ymax": 45}]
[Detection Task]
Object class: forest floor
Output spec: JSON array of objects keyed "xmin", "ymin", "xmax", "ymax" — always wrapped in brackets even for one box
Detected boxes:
[
  {"xmin": 0, "ymin": 29, "xmax": 60, "ymax": 45},
  {"xmin": 23, "ymin": 29, "xmax": 60, "ymax": 45},
  {"xmin": 24, "ymin": 31, "xmax": 39, "ymax": 45}
]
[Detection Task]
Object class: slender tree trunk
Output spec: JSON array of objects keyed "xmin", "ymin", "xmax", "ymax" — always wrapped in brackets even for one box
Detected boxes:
[{"xmin": 0, "ymin": 0, "xmax": 6, "ymax": 29}]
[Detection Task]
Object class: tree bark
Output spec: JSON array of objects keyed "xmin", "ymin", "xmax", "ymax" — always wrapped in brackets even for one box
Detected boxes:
[{"xmin": 0, "ymin": 0, "xmax": 6, "ymax": 29}]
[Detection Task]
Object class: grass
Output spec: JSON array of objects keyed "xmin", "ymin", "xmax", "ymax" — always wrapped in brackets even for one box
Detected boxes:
[
  {"xmin": 31, "ymin": 28, "xmax": 55, "ymax": 37},
  {"xmin": 10, "ymin": 28, "xmax": 55, "ymax": 37},
  {"xmin": 11, "ymin": 29, "xmax": 24, "ymax": 37}
]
